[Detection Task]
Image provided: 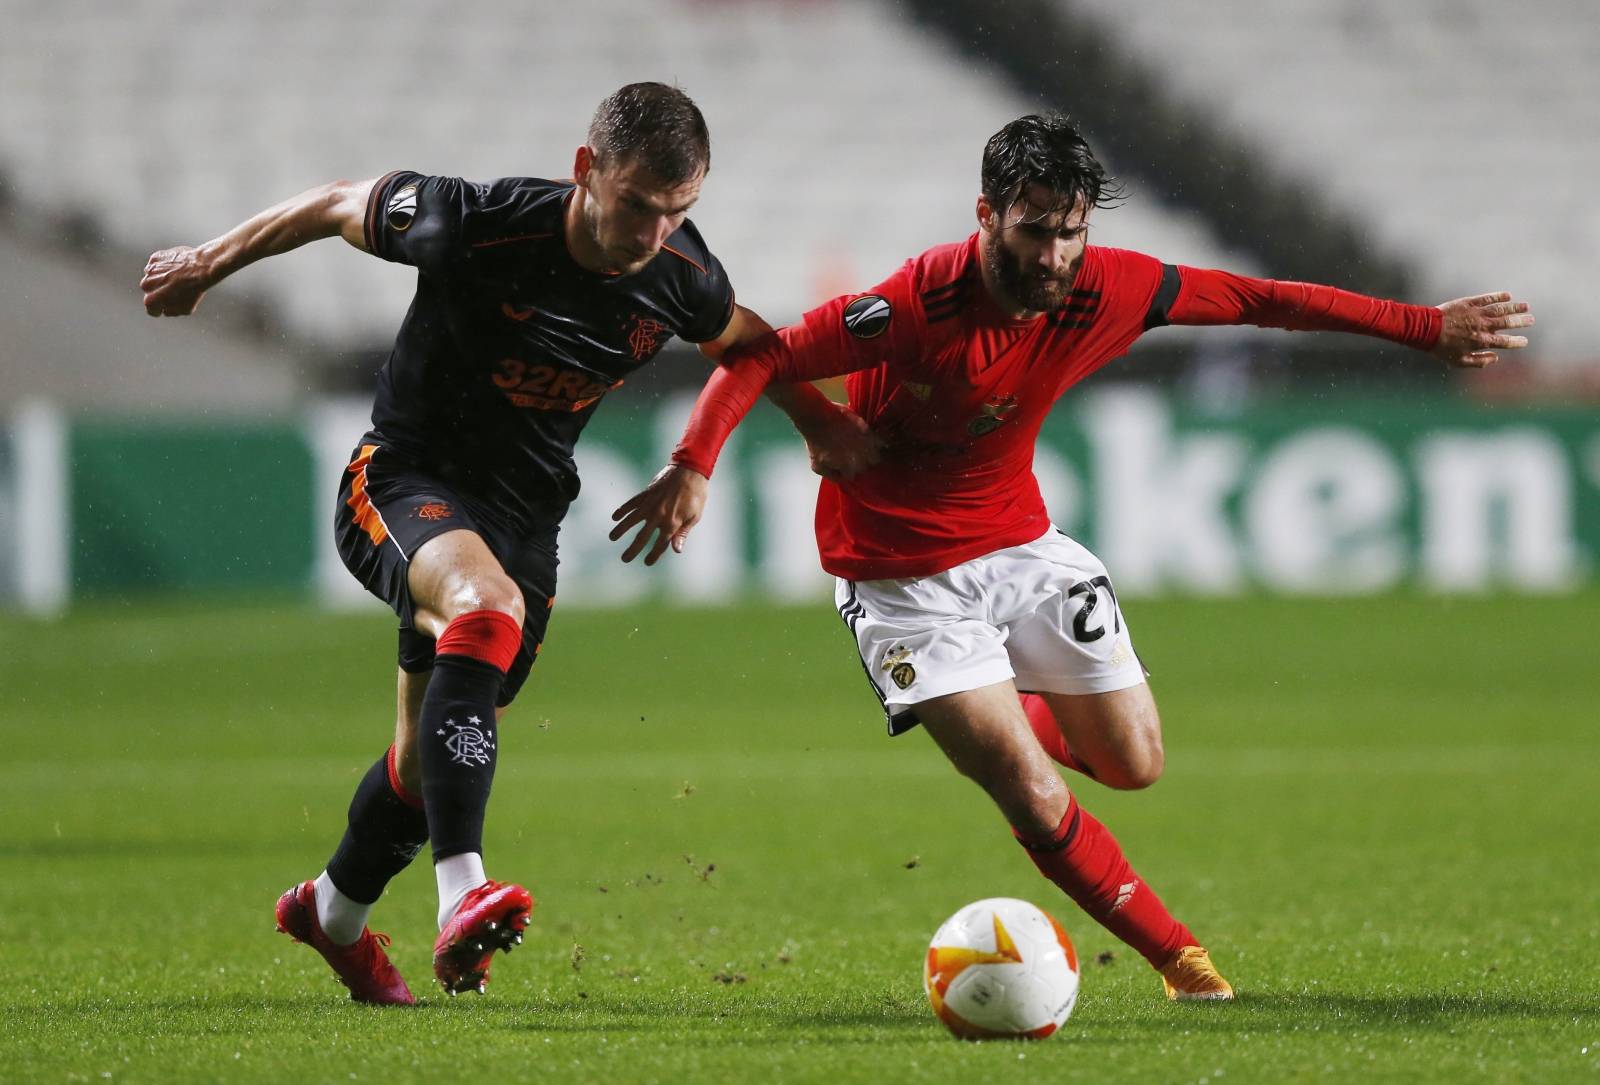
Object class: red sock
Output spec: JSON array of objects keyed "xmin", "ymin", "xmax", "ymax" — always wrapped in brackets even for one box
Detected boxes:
[
  {"xmin": 1019, "ymin": 693, "xmax": 1092, "ymax": 777},
  {"xmin": 1015, "ymin": 795, "xmax": 1196, "ymax": 968}
]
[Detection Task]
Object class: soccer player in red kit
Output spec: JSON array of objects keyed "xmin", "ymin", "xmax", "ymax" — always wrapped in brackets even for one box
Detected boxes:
[{"xmin": 610, "ymin": 113, "xmax": 1534, "ymax": 1000}]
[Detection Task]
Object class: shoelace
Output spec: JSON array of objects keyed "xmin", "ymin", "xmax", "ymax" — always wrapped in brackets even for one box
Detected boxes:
[
  {"xmin": 1169, "ymin": 949, "xmax": 1222, "ymax": 987},
  {"xmin": 350, "ymin": 930, "xmax": 396, "ymax": 974}
]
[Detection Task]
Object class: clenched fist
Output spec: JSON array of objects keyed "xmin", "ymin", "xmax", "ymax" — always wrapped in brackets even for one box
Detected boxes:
[{"xmin": 140, "ymin": 245, "xmax": 215, "ymax": 316}]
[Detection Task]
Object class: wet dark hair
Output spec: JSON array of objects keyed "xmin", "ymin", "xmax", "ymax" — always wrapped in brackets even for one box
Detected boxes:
[
  {"xmin": 587, "ymin": 82, "xmax": 711, "ymax": 184},
  {"xmin": 981, "ymin": 113, "xmax": 1123, "ymax": 218}
]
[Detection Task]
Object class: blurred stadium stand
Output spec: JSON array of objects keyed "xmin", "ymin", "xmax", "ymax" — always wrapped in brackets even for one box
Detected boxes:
[
  {"xmin": 0, "ymin": 0, "xmax": 1587, "ymax": 408},
  {"xmin": 1048, "ymin": 0, "xmax": 1596, "ymax": 371},
  {"xmin": 2, "ymin": 0, "xmax": 1255, "ymax": 406},
  {"xmin": 0, "ymin": 224, "xmax": 303, "ymax": 412}
]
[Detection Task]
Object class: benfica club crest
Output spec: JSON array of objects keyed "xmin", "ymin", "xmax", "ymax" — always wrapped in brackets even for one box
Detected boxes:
[
  {"xmin": 966, "ymin": 394, "xmax": 1019, "ymax": 437},
  {"xmin": 882, "ymin": 645, "xmax": 916, "ymax": 690}
]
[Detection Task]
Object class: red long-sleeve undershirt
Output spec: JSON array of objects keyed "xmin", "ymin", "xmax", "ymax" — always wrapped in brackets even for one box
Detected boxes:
[{"xmin": 671, "ymin": 267, "xmax": 1442, "ymax": 479}]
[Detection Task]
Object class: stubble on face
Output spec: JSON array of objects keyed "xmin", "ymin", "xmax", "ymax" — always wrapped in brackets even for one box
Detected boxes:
[
  {"xmin": 985, "ymin": 237, "xmax": 1070, "ymax": 313},
  {"xmin": 580, "ymin": 159, "xmax": 703, "ymax": 276},
  {"xmin": 577, "ymin": 188, "xmax": 644, "ymax": 275},
  {"xmin": 983, "ymin": 191, "xmax": 1089, "ymax": 314}
]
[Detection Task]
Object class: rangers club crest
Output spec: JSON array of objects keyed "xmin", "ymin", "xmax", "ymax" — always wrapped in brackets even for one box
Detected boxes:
[
  {"xmin": 843, "ymin": 294, "xmax": 892, "ymax": 339},
  {"xmin": 625, "ymin": 314, "xmax": 668, "ymax": 360},
  {"xmin": 440, "ymin": 716, "xmax": 494, "ymax": 767}
]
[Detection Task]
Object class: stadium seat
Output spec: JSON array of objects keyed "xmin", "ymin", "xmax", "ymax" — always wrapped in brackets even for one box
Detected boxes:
[
  {"xmin": 0, "ymin": 0, "xmax": 1247, "ymax": 358},
  {"xmin": 1056, "ymin": 0, "xmax": 1595, "ymax": 367}
]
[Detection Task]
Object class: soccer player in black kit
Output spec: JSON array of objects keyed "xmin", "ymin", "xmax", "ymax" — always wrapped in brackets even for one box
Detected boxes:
[{"xmin": 139, "ymin": 83, "xmax": 872, "ymax": 1003}]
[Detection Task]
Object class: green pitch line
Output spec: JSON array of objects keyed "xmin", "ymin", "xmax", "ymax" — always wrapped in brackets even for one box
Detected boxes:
[{"xmin": 1, "ymin": 592, "xmax": 1597, "ymax": 1084}]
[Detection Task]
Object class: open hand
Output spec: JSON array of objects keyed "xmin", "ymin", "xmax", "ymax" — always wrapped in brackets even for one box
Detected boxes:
[
  {"xmin": 140, "ymin": 245, "xmax": 214, "ymax": 316},
  {"xmin": 609, "ymin": 465, "xmax": 709, "ymax": 565},
  {"xmin": 1433, "ymin": 292, "xmax": 1533, "ymax": 368}
]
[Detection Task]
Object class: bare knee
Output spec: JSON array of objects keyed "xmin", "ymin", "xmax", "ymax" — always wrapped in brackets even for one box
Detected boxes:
[
  {"xmin": 960, "ymin": 758, "xmax": 1070, "ymax": 836},
  {"xmin": 1098, "ymin": 736, "xmax": 1165, "ymax": 790},
  {"xmin": 437, "ymin": 570, "xmax": 524, "ymax": 628},
  {"xmin": 1060, "ymin": 689, "xmax": 1166, "ymax": 790},
  {"xmin": 408, "ymin": 531, "xmax": 526, "ymax": 636}
]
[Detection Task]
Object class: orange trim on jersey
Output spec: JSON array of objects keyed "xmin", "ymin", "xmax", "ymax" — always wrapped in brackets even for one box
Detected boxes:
[
  {"xmin": 472, "ymin": 232, "xmax": 555, "ymax": 249},
  {"xmin": 345, "ymin": 444, "xmax": 389, "ymax": 547},
  {"xmin": 660, "ymin": 243, "xmax": 708, "ymax": 276}
]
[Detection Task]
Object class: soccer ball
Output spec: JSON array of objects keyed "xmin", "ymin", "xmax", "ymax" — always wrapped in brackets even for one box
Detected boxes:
[{"xmin": 924, "ymin": 897, "xmax": 1080, "ymax": 1040}]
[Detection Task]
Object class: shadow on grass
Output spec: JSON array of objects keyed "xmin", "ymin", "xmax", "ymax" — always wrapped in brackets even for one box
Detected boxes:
[
  {"xmin": 495, "ymin": 990, "xmax": 934, "ymax": 1040},
  {"xmin": 517, "ymin": 1010, "xmax": 931, "ymax": 1038},
  {"xmin": 25, "ymin": 988, "xmax": 1575, "ymax": 1044},
  {"xmin": 13, "ymin": 990, "xmax": 933, "ymax": 1036},
  {"xmin": 1118, "ymin": 989, "xmax": 1588, "ymax": 1031}
]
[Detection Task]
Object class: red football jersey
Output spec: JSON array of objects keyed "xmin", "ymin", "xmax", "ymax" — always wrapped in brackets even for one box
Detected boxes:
[
  {"xmin": 673, "ymin": 232, "xmax": 1441, "ymax": 581},
  {"xmin": 813, "ymin": 236, "xmax": 1166, "ymax": 578}
]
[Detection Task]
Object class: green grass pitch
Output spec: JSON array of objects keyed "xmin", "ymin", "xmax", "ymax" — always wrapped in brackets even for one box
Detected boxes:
[{"xmin": 2, "ymin": 591, "xmax": 1597, "ymax": 1083}]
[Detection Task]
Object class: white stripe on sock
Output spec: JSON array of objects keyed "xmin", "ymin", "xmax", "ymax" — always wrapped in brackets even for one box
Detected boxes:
[
  {"xmin": 313, "ymin": 870, "xmax": 371, "ymax": 946},
  {"xmin": 436, "ymin": 852, "xmax": 488, "ymax": 931}
]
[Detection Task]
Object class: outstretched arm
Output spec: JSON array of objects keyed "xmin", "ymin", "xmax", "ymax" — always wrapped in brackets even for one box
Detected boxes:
[
  {"xmin": 140, "ymin": 178, "xmax": 378, "ymax": 316},
  {"xmin": 1161, "ymin": 267, "xmax": 1533, "ymax": 367},
  {"xmin": 611, "ymin": 265, "xmax": 922, "ymax": 565},
  {"xmin": 608, "ymin": 325, "xmax": 863, "ymax": 565},
  {"xmin": 699, "ymin": 305, "xmax": 881, "ymax": 480}
]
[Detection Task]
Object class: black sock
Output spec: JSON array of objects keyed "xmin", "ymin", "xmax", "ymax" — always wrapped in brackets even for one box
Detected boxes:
[
  {"xmin": 418, "ymin": 655, "xmax": 503, "ymax": 860},
  {"xmin": 325, "ymin": 750, "xmax": 430, "ymax": 905}
]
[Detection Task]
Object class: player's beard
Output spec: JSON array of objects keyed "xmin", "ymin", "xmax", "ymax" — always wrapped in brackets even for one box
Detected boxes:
[{"xmin": 986, "ymin": 238, "xmax": 1076, "ymax": 314}]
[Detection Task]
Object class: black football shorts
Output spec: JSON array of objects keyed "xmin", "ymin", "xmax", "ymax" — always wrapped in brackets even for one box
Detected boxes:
[{"xmin": 333, "ymin": 435, "xmax": 561, "ymax": 707}]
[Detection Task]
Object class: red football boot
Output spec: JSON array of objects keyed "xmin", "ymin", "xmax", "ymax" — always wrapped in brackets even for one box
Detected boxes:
[
  {"xmin": 274, "ymin": 880, "xmax": 416, "ymax": 1006},
  {"xmin": 432, "ymin": 880, "xmax": 534, "ymax": 995}
]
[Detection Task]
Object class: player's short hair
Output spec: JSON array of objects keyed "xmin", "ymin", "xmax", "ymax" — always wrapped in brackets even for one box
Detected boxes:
[
  {"xmin": 587, "ymin": 82, "xmax": 711, "ymax": 184},
  {"xmin": 981, "ymin": 113, "xmax": 1123, "ymax": 219}
]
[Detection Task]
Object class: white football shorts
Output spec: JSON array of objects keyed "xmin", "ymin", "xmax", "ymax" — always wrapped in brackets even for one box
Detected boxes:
[{"xmin": 834, "ymin": 528, "xmax": 1148, "ymax": 735}]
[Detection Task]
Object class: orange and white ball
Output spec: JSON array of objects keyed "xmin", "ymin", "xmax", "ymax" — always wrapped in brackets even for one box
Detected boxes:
[{"xmin": 924, "ymin": 897, "xmax": 1080, "ymax": 1040}]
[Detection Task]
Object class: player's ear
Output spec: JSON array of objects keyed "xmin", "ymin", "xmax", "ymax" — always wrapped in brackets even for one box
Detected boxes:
[
  {"xmin": 976, "ymin": 195, "xmax": 998, "ymax": 234},
  {"xmin": 573, "ymin": 145, "xmax": 596, "ymax": 188}
]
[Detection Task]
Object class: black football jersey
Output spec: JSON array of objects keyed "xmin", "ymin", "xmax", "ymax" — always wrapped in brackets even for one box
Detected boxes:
[{"xmin": 361, "ymin": 171, "xmax": 734, "ymax": 529}]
